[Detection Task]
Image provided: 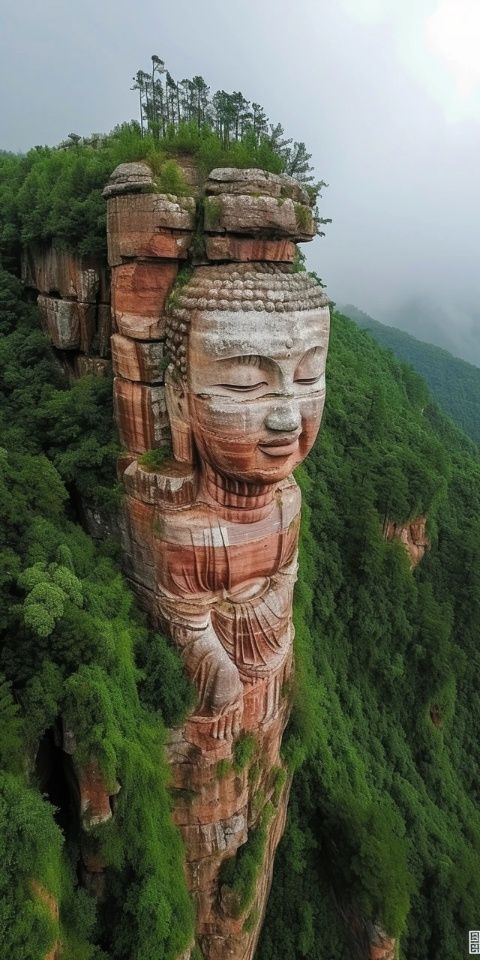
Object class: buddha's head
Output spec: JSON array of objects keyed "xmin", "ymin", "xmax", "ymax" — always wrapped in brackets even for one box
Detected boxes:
[{"xmin": 165, "ymin": 264, "xmax": 330, "ymax": 485}]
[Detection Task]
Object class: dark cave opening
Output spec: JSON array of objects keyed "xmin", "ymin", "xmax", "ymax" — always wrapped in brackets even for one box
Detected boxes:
[{"xmin": 34, "ymin": 725, "xmax": 77, "ymax": 836}]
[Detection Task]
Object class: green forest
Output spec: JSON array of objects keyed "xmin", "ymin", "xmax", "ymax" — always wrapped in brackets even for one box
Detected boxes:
[
  {"xmin": 1, "ymin": 115, "xmax": 480, "ymax": 960},
  {"xmin": 343, "ymin": 303, "xmax": 480, "ymax": 446},
  {"xmin": 259, "ymin": 314, "xmax": 480, "ymax": 959},
  {"xmin": 0, "ymin": 267, "xmax": 195, "ymax": 959}
]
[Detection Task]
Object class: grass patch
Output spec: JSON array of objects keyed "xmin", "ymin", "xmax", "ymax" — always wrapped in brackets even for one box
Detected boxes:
[
  {"xmin": 233, "ymin": 732, "xmax": 256, "ymax": 773},
  {"xmin": 204, "ymin": 196, "xmax": 223, "ymax": 230},
  {"xmin": 154, "ymin": 158, "xmax": 192, "ymax": 197},
  {"xmin": 216, "ymin": 758, "xmax": 233, "ymax": 780},
  {"xmin": 220, "ymin": 802, "xmax": 274, "ymax": 917},
  {"xmin": 138, "ymin": 445, "xmax": 172, "ymax": 471},
  {"xmin": 294, "ymin": 202, "xmax": 312, "ymax": 233}
]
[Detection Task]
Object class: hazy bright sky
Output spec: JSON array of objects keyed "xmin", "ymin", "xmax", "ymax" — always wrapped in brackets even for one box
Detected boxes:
[{"xmin": 2, "ymin": 0, "xmax": 480, "ymax": 359}]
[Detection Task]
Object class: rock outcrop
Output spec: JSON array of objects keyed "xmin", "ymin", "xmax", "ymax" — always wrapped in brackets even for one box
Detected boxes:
[
  {"xmin": 368, "ymin": 926, "xmax": 397, "ymax": 960},
  {"xmin": 111, "ymin": 260, "xmax": 177, "ymax": 338},
  {"xmin": 384, "ymin": 516, "xmax": 429, "ymax": 568},
  {"xmin": 104, "ymin": 161, "xmax": 330, "ymax": 959},
  {"xmin": 106, "ymin": 193, "xmax": 195, "ymax": 264},
  {"xmin": 22, "ymin": 241, "xmax": 111, "ymax": 375},
  {"xmin": 62, "ymin": 721, "xmax": 118, "ymax": 899}
]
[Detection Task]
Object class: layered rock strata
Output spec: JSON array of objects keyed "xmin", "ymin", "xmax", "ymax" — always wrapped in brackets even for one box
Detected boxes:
[
  {"xmin": 104, "ymin": 162, "xmax": 330, "ymax": 959},
  {"xmin": 22, "ymin": 241, "xmax": 111, "ymax": 375}
]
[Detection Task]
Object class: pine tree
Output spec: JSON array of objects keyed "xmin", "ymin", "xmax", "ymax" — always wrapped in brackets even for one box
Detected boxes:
[{"xmin": 284, "ymin": 141, "xmax": 314, "ymax": 182}]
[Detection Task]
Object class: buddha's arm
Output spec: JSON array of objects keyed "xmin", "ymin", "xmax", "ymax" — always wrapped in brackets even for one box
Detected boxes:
[{"xmin": 157, "ymin": 593, "xmax": 243, "ymax": 737}]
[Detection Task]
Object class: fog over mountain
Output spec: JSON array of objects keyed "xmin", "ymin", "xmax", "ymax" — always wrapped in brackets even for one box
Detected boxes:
[
  {"xmin": 2, "ymin": 0, "xmax": 480, "ymax": 361},
  {"xmin": 380, "ymin": 297, "xmax": 480, "ymax": 366},
  {"xmin": 342, "ymin": 296, "xmax": 480, "ymax": 368}
]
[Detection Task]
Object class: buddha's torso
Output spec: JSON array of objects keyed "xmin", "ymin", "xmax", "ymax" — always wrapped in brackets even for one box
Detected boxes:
[
  {"xmin": 154, "ymin": 475, "xmax": 300, "ymax": 676},
  {"xmin": 154, "ymin": 475, "xmax": 300, "ymax": 596}
]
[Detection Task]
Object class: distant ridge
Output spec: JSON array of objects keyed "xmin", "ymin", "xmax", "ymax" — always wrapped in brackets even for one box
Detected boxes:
[{"xmin": 341, "ymin": 303, "xmax": 480, "ymax": 444}]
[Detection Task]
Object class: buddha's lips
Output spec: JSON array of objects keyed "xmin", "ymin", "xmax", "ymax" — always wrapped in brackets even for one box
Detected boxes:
[{"xmin": 258, "ymin": 435, "xmax": 300, "ymax": 457}]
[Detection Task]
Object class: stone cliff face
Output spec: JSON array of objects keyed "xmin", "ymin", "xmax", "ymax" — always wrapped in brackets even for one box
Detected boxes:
[
  {"xmin": 104, "ymin": 160, "xmax": 329, "ymax": 959},
  {"xmin": 22, "ymin": 242, "xmax": 114, "ymax": 544},
  {"xmin": 22, "ymin": 241, "xmax": 111, "ymax": 375}
]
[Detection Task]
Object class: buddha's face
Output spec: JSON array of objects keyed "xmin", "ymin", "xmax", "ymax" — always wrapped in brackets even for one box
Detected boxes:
[{"xmin": 184, "ymin": 306, "xmax": 330, "ymax": 484}]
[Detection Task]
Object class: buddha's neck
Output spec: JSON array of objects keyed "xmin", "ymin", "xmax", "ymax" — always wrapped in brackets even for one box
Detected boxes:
[{"xmin": 201, "ymin": 462, "xmax": 277, "ymax": 522}]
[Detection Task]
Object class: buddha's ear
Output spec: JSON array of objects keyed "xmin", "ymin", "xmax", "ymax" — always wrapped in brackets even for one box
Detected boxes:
[{"xmin": 165, "ymin": 366, "xmax": 193, "ymax": 464}]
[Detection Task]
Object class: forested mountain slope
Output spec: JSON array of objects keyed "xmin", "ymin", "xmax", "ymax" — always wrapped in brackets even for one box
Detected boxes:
[
  {"xmin": 259, "ymin": 316, "xmax": 480, "ymax": 960},
  {"xmin": 343, "ymin": 303, "xmax": 480, "ymax": 445},
  {"xmin": 1, "ymin": 113, "xmax": 479, "ymax": 958},
  {"xmin": 259, "ymin": 313, "xmax": 480, "ymax": 959},
  {"xmin": 2, "ymin": 260, "xmax": 479, "ymax": 958}
]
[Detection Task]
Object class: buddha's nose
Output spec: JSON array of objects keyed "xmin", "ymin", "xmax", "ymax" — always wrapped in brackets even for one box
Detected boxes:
[{"xmin": 265, "ymin": 403, "xmax": 301, "ymax": 433}]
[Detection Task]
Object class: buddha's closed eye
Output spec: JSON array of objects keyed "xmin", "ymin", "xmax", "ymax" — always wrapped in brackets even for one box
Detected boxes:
[
  {"xmin": 216, "ymin": 380, "xmax": 269, "ymax": 392},
  {"xmin": 211, "ymin": 348, "xmax": 324, "ymax": 392},
  {"xmin": 294, "ymin": 346, "xmax": 325, "ymax": 385},
  {"xmin": 295, "ymin": 375, "xmax": 321, "ymax": 385},
  {"xmin": 214, "ymin": 355, "xmax": 268, "ymax": 392}
]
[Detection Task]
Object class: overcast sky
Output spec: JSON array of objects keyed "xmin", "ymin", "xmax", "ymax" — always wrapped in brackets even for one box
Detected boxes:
[{"xmin": 2, "ymin": 0, "xmax": 480, "ymax": 361}]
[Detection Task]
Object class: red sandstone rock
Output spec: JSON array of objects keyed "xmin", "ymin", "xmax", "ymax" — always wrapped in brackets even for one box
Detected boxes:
[
  {"xmin": 111, "ymin": 260, "xmax": 177, "ymax": 339},
  {"xmin": 182, "ymin": 812, "xmax": 248, "ymax": 862},
  {"xmin": 123, "ymin": 458, "xmax": 194, "ymax": 506},
  {"xmin": 204, "ymin": 194, "xmax": 315, "ymax": 241},
  {"xmin": 22, "ymin": 242, "xmax": 107, "ymax": 302},
  {"xmin": 107, "ymin": 170, "xmax": 329, "ymax": 960},
  {"xmin": 165, "ymin": 708, "xmax": 292, "ymax": 960},
  {"xmin": 76, "ymin": 759, "xmax": 116, "ymax": 831},
  {"xmin": 384, "ymin": 516, "xmax": 429, "ymax": 568},
  {"xmin": 171, "ymin": 769, "xmax": 249, "ymax": 829},
  {"xmin": 77, "ymin": 303, "xmax": 96, "ymax": 353},
  {"xmin": 23, "ymin": 243, "xmax": 111, "ymax": 363},
  {"xmin": 111, "ymin": 333, "xmax": 165, "ymax": 383},
  {"xmin": 205, "ymin": 235, "xmax": 296, "ymax": 262},
  {"xmin": 106, "ymin": 193, "xmax": 195, "ymax": 265},
  {"xmin": 120, "ymin": 494, "xmax": 157, "ymax": 593},
  {"xmin": 114, "ymin": 378, "xmax": 169, "ymax": 453}
]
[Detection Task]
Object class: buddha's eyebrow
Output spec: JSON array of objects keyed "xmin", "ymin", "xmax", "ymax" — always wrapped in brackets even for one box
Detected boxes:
[{"xmin": 226, "ymin": 354, "xmax": 263, "ymax": 366}]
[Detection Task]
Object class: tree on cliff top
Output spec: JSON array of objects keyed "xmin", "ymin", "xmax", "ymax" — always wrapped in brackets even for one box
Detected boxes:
[{"xmin": 131, "ymin": 53, "xmax": 319, "ymax": 184}]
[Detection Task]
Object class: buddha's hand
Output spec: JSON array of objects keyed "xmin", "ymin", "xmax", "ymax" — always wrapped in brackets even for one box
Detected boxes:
[{"xmin": 212, "ymin": 706, "xmax": 242, "ymax": 741}]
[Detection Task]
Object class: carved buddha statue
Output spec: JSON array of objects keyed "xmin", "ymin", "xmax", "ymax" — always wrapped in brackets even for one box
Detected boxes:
[{"xmin": 153, "ymin": 263, "xmax": 330, "ymax": 739}]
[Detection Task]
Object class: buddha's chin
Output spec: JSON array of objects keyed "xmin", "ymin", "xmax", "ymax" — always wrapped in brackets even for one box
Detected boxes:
[
  {"xmin": 197, "ymin": 436, "xmax": 308, "ymax": 485},
  {"xmin": 226, "ymin": 452, "xmax": 300, "ymax": 485}
]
